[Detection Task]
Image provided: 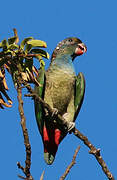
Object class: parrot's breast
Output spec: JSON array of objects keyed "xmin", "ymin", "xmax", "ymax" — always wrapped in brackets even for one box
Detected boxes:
[{"xmin": 44, "ymin": 67, "xmax": 75, "ymax": 115}]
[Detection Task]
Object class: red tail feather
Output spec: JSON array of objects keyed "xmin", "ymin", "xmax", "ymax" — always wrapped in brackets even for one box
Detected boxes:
[{"xmin": 43, "ymin": 126, "xmax": 61, "ymax": 154}]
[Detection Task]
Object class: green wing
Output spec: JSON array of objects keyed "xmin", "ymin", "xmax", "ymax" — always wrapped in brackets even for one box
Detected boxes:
[
  {"xmin": 74, "ymin": 72, "xmax": 85, "ymax": 121},
  {"xmin": 34, "ymin": 67, "xmax": 45, "ymax": 135}
]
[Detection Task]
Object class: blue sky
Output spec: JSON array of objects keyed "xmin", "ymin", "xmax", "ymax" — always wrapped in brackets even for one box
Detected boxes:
[{"xmin": 0, "ymin": 0, "xmax": 117, "ymax": 179}]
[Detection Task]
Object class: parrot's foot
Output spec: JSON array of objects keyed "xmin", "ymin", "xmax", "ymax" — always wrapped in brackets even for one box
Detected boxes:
[
  {"xmin": 52, "ymin": 108, "xmax": 58, "ymax": 117},
  {"xmin": 67, "ymin": 122, "xmax": 75, "ymax": 133},
  {"xmin": 62, "ymin": 113, "xmax": 75, "ymax": 133},
  {"xmin": 45, "ymin": 109, "xmax": 49, "ymax": 116}
]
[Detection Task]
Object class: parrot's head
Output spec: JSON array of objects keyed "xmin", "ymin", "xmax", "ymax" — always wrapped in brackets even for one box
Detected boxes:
[{"xmin": 51, "ymin": 37, "xmax": 87, "ymax": 62}]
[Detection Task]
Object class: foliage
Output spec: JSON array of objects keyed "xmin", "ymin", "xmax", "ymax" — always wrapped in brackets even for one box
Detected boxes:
[{"xmin": 0, "ymin": 29, "xmax": 49, "ymax": 109}]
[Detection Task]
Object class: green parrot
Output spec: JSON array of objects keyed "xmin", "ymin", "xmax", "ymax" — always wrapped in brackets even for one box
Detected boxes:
[{"xmin": 34, "ymin": 37, "xmax": 87, "ymax": 165}]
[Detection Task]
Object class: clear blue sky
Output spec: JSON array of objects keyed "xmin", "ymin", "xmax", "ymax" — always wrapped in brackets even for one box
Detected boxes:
[{"xmin": 0, "ymin": 0, "xmax": 117, "ymax": 179}]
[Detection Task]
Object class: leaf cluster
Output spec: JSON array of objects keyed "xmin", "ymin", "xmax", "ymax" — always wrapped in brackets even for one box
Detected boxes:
[{"xmin": 0, "ymin": 29, "xmax": 49, "ymax": 109}]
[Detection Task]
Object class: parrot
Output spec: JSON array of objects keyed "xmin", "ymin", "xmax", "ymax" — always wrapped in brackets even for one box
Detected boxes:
[{"xmin": 34, "ymin": 37, "xmax": 87, "ymax": 165}]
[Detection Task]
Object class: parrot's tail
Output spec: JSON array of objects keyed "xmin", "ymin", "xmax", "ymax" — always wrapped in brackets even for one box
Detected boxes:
[{"xmin": 43, "ymin": 125, "xmax": 62, "ymax": 165}]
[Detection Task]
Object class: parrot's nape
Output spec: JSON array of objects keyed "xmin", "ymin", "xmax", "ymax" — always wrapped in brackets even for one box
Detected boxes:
[{"xmin": 34, "ymin": 37, "xmax": 87, "ymax": 164}]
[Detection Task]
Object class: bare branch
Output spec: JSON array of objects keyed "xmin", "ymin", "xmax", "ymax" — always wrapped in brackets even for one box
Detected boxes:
[
  {"xmin": 18, "ymin": 174, "xmax": 33, "ymax": 180},
  {"xmin": 73, "ymin": 128, "xmax": 114, "ymax": 180},
  {"xmin": 18, "ymin": 175, "xmax": 27, "ymax": 179},
  {"xmin": 60, "ymin": 146, "xmax": 80, "ymax": 180},
  {"xmin": 40, "ymin": 171, "xmax": 45, "ymax": 180},
  {"xmin": 17, "ymin": 84, "xmax": 34, "ymax": 180}
]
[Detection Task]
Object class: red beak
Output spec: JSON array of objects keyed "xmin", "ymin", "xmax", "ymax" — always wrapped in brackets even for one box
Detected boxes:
[{"xmin": 75, "ymin": 43, "xmax": 87, "ymax": 56}]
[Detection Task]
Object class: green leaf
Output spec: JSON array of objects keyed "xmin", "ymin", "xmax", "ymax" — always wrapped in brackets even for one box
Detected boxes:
[
  {"xmin": 30, "ymin": 49, "xmax": 49, "ymax": 59},
  {"xmin": 0, "ymin": 58, "xmax": 7, "ymax": 67},
  {"xmin": 8, "ymin": 36, "xmax": 17, "ymax": 45},
  {"xmin": 25, "ymin": 58, "xmax": 33, "ymax": 72},
  {"xmin": 0, "ymin": 42, "xmax": 3, "ymax": 48},
  {"xmin": 4, "ymin": 49, "xmax": 13, "ymax": 54},
  {"xmin": 35, "ymin": 55, "xmax": 45, "ymax": 67},
  {"xmin": 25, "ymin": 44, "xmax": 33, "ymax": 54},
  {"xmin": 27, "ymin": 40, "xmax": 47, "ymax": 48},
  {"xmin": 2, "ymin": 39, "xmax": 8, "ymax": 51},
  {"xmin": 8, "ymin": 44, "xmax": 19, "ymax": 50},
  {"xmin": 40, "ymin": 59, "xmax": 45, "ymax": 67},
  {"xmin": 20, "ymin": 37, "xmax": 34, "ymax": 49}
]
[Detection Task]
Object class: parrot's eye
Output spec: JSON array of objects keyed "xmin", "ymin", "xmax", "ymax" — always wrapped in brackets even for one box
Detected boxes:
[{"xmin": 68, "ymin": 39, "xmax": 73, "ymax": 42}]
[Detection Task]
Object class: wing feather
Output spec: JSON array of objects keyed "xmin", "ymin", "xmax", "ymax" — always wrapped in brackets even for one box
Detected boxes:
[
  {"xmin": 74, "ymin": 72, "xmax": 85, "ymax": 121},
  {"xmin": 34, "ymin": 67, "xmax": 45, "ymax": 135}
]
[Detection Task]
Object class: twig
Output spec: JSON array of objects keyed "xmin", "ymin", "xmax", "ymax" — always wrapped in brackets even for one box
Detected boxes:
[
  {"xmin": 40, "ymin": 171, "xmax": 45, "ymax": 180},
  {"xmin": 18, "ymin": 175, "xmax": 33, "ymax": 180},
  {"xmin": 24, "ymin": 82, "xmax": 115, "ymax": 180},
  {"xmin": 18, "ymin": 175, "xmax": 27, "ymax": 179},
  {"xmin": 60, "ymin": 146, "xmax": 80, "ymax": 180},
  {"xmin": 17, "ymin": 84, "xmax": 34, "ymax": 180}
]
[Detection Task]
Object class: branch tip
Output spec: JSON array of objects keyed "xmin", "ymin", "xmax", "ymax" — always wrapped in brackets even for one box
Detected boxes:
[{"xmin": 60, "ymin": 145, "xmax": 80, "ymax": 180}]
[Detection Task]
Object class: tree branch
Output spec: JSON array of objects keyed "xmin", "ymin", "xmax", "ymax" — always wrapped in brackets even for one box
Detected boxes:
[
  {"xmin": 17, "ymin": 83, "xmax": 34, "ymax": 180},
  {"xmin": 60, "ymin": 146, "xmax": 80, "ymax": 180},
  {"xmin": 24, "ymin": 82, "xmax": 115, "ymax": 180},
  {"xmin": 40, "ymin": 171, "xmax": 45, "ymax": 180},
  {"xmin": 73, "ymin": 128, "xmax": 114, "ymax": 180}
]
